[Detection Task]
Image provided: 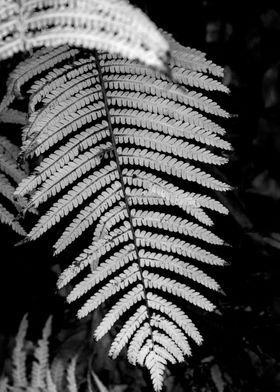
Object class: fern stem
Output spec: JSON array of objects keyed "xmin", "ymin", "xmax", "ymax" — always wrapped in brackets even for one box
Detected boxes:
[{"xmin": 94, "ymin": 50, "xmax": 155, "ymax": 346}]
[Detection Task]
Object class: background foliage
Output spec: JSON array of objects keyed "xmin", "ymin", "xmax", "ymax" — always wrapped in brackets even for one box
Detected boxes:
[{"xmin": 1, "ymin": 0, "xmax": 280, "ymax": 391}]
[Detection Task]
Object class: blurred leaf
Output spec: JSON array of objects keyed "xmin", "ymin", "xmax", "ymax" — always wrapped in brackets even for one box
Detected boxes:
[
  {"xmin": 245, "ymin": 349, "xmax": 263, "ymax": 377},
  {"xmin": 206, "ymin": 21, "xmax": 222, "ymax": 43},
  {"xmin": 92, "ymin": 370, "xmax": 109, "ymax": 392},
  {"xmin": 261, "ymin": 9, "xmax": 280, "ymax": 31},
  {"xmin": 262, "ymin": 66, "xmax": 280, "ymax": 109},
  {"xmin": 249, "ymin": 171, "xmax": 280, "ymax": 200},
  {"xmin": 210, "ymin": 364, "xmax": 225, "ymax": 392}
]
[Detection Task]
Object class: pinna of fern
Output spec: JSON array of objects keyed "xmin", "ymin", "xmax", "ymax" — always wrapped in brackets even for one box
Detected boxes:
[{"xmin": 0, "ymin": 33, "xmax": 232, "ymax": 390}]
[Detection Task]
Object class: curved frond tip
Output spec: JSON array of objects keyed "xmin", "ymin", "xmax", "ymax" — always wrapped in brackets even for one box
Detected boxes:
[{"xmin": 0, "ymin": 0, "xmax": 170, "ymax": 70}]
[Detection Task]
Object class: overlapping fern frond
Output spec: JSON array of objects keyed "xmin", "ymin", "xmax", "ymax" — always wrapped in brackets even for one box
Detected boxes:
[
  {"xmin": 0, "ymin": 315, "xmax": 79, "ymax": 392},
  {"xmin": 1, "ymin": 36, "xmax": 232, "ymax": 390},
  {"xmin": 0, "ymin": 136, "xmax": 27, "ymax": 235},
  {"xmin": 0, "ymin": 0, "xmax": 169, "ymax": 70}
]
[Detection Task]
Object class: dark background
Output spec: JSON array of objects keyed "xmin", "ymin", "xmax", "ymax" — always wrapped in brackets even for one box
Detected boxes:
[{"xmin": 1, "ymin": 1, "xmax": 280, "ymax": 391}]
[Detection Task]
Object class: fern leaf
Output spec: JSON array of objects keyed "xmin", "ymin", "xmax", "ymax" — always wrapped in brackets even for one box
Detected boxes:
[
  {"xmin": 0, "ymin": 137, "xmax": 27, "ymax": 235},
  {"xmin": 12, "ymin": 314, "xmax": 28, "ymax": 388},
  {"xmin": 146, "ymin": 293, "xmax": 202, "ymax": 344},
  {"xmin": 31, "ymin": 316, "xmax": 52, "ymax": 389},
  {"xmin": 143, "ymin": 271, "xmax": 215, "ymax": 311},
  {"xmin": 150, "ymin": 314, "xmax": 191, "ymax": 356},
  {"xmin": 118, "ymin": 148, "xmax": 229, "ymax": 191},
  {"xmin": 165, "ymin": 31, "xmax": 224, "ymax": 77},
  {"xmin": 108, "ymin": 91, "xmax": 226, "ymax": 134},
  {"xmin": 135, "ymin": 229, "xmax": 226, "ymax": 265},
  {"xmin": 111, "ymin": 108, "xmax": 230, "ymax": 146},
  {"xmin": 16, "ymin": 144, "xmax": 112, "ymax": 207},
  {"xmin": 108, "ymin": 304, "xmax": 148, "ymax": 359},
  {"xmin": 53, "ymin": 183, "xmax": 124, "ymax": 252},
  {"xmin": 0, "ymin": 204, "xmax": 26, "ymax": 235},
  {"xmin": 0, "ymin": 46, "xmax": 80, "ymax": 112},
  {"xmin": 0, "ymin": 377, "xmax": 8, "ymax": 392},
  {"xmin": 10, "ymin": 36, "xmax": 232, "ymax": 390},
  {"xmin": 0, "ymin": 0, "xmax": 169, "ymax": 70},
  {"xmin": 131, "ymin": 210, "xmax": 224, "ymax": 245},
  {"xmin": 143, "ymin": 348, "xmax": 168, "ymax": 391},
  {"xmin": 104, "ymin": 75, "xmax": 228, "ymax": 117},
  {"xmin": 94, "ymin": 285, "xmax": 145, "ymax": 341},
  {"xmin": 139, "ymin": 251, "xmax": 220, "ymax": 291},
  {"xmin": 50, "ymin": 356, "xmax": 66, "ymax": 391},
  {"xmin": 46, "ymin": 369, "xmax": 58, "ymax": 392},
  {"xmin": 0, "ymin": 109, "xmax": 27, "ymax": 125},
  {"xmin": 115, "ymin": 128, "xmax": 228, "ymax": 165},
  {"xmin": 66, "ymin": 356, "xmax": 78, "ymax": 392}
]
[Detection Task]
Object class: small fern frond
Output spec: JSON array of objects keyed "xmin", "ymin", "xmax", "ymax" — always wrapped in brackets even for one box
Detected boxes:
[
  {"xmin": 66, "ymin": 356, "xmax": 78, "ymax": 392},
  {"xmin": 31, "ymin": 316, "xmax": 52, "ymax": 389},
  {"xmin": 46, "ymin": 369, "xmax": 58, "ymax": 392},
  {"xmin": 10, "ymin": 35, "xmax": 231, "ymax": 390},
  {"xmin": 0, "ymin": 377, "xmax": 8, "ymax": 392},
  {"xmin": 0, "ymin": 136, "xmax": 27, "ymax": 235},
  {"xmin": 12, "ymin": 314, "xmax": 28, "ymax": 388},
  {"xmin": 0, "ymin": 0, "xmax": 169, "ymax": 70}
]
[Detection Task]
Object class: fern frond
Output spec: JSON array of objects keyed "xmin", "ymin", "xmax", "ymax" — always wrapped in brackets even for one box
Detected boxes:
[
  {"xmin": 66, "ymin": 356, "xmax": 78, "ymax": 392},
  {"xmin": 150, "ymin": 314, "xmax": 191, "ymax": 356},
  {"xmin": 111, "ymin": 108, "xmax": 230, "ymax": 145},
  {"xmin": 101, "ymin": 70, "xmax": 229, "ymax": 117},
  {"xmin": 107, "ymin": 91, "xmax": 226, "ymax": 134},
  {"xmin": 16, "ymin": 144, "xmax": 113, "ymax": 208},
  {"xmin": 12, "ymin": 314, "xmax": 28, "ymax": 388},
  {"xmin": 0, "ymin": 0, "xmax": 169, "ymax": 70},
  {"xmin": 74, "ymin": 263, "xmax": 140, "ymax": 317},
  {"xmin": 31, "ymin": 316, "xmax": 52, "ymax": 389},
  {"xmin": 135, "ymin": 229, "xmax": 226, "ymax": 266},
  {"xmin": 108, "ymin": 304, "xmax": 148, "ymax": 359},
  {"xmin": 0, "ymin": 137, "xmax": 27, "ymax": 235},
  {"xmin": 0, "ymin": 46, "xmax": 80, "ymax": 112},
  {"xmin": 17, "ymin": 125, "xmax": 111, "ymax": 198},
  {"xmin": 115, "ymin": 128, "xmax": 228, "ymax": 165},
  {"xmin": 123, "ymin": 168, "xmax": 228, "ymax": 215},
  {"xmin": 94, "ymin": 285, "xmax": 145, "ymax": 341},
  {"xmin": 50, "ymin": 357, "xmax": 65, "ymax": 391},
  {"xmin": 143, "ymin": 271, "xmax": 215, "ymax": 311},
  {"xmin": 0, "ymin": 377, "xmax": 8, "ymax": 392},
  {"xmin": 131, "ymin": 210, "xmax": 223, "ymax": 245},
  {"xmin": 118, "ymin": 148, "xmax": 229, "ymax": 191},
  {"xmin": 0, "ymin": 204, "xmax": 26, "ymax": 235},
  {"xmin": 11, "ymin": 36, "xmax": 232, "ymax": 390},
  {"xmin": 46, "ymin": 369, "xmax": 58, "ymax": 392},
  {"xmin": 139, "ymin": 251, "xmax": 220, "ymax": 291},
  {"xmin": 142, "ymin": 348, "xmax": 168, "ymax": 391},
  {"xmin": 0, "ymin": 109, "xmax": 27, "ymax": 125},
  {"xmin": 165, "ymin": 31, "xmax": 224, "ymax": 77},
  {"xmin": 146, "ymin": 293, "xmax": 202, "ymax": 344},
  {"xmin": 52, "ymin": 183, "xmax": 124, "ymax": 252}
]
